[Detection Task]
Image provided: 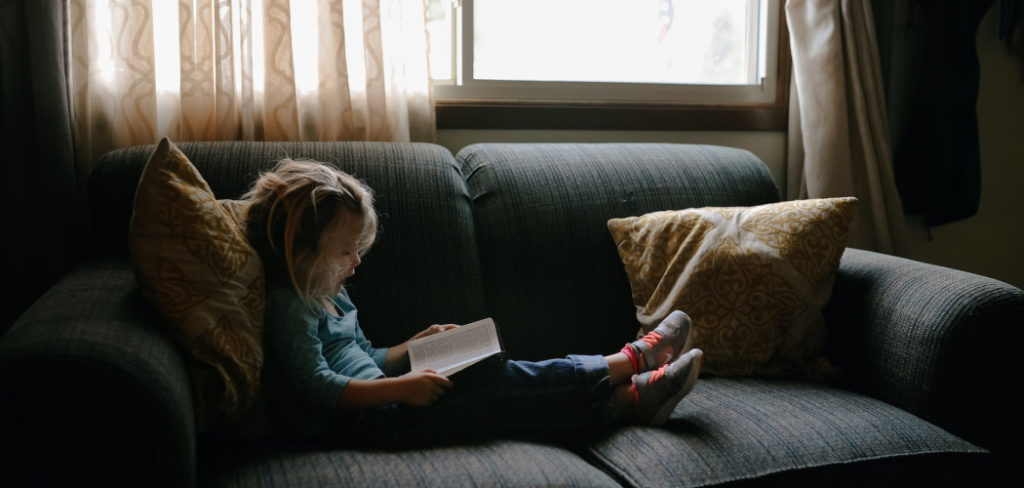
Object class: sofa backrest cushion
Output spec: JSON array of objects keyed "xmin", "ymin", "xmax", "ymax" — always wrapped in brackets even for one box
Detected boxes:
[
  {"xmin": 91, "ymin": 141, "xmax": 487, "ymax": 347},
  {"xmin": 458, "ymin": 143, "xmax": 780, "ymax": 360}
]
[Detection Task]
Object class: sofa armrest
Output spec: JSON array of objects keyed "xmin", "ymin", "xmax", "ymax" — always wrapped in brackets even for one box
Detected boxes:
[
  {"xmin": 824, "ymin": 248, "xmax": 1024, "ymax": 454},
  {"xmin": 0, "ymin": 259, "xmax": 197, "ymax": 487}
]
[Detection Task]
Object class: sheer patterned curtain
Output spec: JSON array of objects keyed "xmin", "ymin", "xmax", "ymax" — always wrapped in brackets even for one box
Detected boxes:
[
  {"xmin": 68, "ymin": 0, "xmax": 434, "ymax": 172},
  {"xmin": 785, "ymin": 0, "xmax": 906, "ymax": 254}
]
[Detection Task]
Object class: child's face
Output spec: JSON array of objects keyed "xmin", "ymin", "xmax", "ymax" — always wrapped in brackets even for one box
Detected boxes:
[{"xmin": 323, "ymin": 214, "xmax": 366, "ymax": 295}]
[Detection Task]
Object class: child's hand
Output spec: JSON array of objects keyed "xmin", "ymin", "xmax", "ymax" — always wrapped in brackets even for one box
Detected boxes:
[
  {"xmin": 396, "ymin": 369, "xmax": 453, "ymax": 406},
  {"xmin": 410, "ymin": 323, "xmax": 459, "ymax": 341}
]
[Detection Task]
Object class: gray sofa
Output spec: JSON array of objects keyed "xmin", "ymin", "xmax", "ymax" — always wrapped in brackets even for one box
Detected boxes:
[{"xmin": 1, "ymin": 141, "xmax": 1021, "ymax": 487}]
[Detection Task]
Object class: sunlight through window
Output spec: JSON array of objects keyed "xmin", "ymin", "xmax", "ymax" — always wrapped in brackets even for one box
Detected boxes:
[
  {"xmin": 290, "ymin": 0, "xmax": 319, "ymax": 95},
  {"xmin": 428, "ymin": 0, "xmax": 778, "ymax": 104},
  {"xmin": 152, "ymin": 0, "xmax": 179, "ymax": 136}
]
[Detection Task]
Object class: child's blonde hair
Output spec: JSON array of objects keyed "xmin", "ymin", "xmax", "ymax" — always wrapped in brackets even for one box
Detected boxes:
[{"xmin": 243, "ymin": 159, "xmax": 377, "ymax": 306}]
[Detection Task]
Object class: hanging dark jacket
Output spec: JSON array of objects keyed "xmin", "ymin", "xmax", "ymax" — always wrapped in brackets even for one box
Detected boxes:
[{"xmin": 874, "ymin": 0, "xmax": 995, "ymax": 227}]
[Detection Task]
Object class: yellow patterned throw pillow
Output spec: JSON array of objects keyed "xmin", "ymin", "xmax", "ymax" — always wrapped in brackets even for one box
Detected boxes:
[
  {"xmin": 129, "ymin": 137, "xmax": 264, "ymax": 429},
  {"xmin": 607, "ymin": 198, "xmax": 857, "ymax": 379}
]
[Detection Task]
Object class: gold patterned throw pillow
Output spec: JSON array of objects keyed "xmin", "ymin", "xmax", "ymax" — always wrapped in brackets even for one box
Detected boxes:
[
  {"xmin": 129, "ymin": 137, "xmax": 264, "ymax": 429},
  {"xmin": 607, "ymin": 198, "xmax": 857, "ymax": 379}
]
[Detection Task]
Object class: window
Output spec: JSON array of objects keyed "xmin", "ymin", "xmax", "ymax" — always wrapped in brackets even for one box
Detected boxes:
[{"xmin": 427, "ymin": 0, "xmax": 789, "ymax": 130}]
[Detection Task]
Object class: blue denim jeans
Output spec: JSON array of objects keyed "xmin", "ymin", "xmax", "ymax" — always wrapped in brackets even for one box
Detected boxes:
[{"xmin": 334, "ymin": 354, "xmax": 614, "ymax": 448}]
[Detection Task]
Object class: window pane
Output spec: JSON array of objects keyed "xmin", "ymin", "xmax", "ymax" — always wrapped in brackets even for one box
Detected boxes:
[
  {"xmin": 427, "ymin": 0, "xmax": 453, "ymax": 81},
  {"xmin": 473, "ymin": 0, "xmax": 755, "ymax": 85}
]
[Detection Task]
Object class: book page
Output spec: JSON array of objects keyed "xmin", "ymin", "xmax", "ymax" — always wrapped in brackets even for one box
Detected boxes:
[{"xmin": 407, "ymin": 318, "xmax": 502, "ymax": 377}]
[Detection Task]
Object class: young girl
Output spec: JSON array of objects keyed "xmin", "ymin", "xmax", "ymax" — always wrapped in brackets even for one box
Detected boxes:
[{"xmin": 243, "ymin": 159, "xmax": 703, "ymax": 445}]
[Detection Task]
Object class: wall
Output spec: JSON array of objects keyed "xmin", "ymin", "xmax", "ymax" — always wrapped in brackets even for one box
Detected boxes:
[{"xmin": 438, "ymin": 5, "xmax": 1024, "ymax": 290}]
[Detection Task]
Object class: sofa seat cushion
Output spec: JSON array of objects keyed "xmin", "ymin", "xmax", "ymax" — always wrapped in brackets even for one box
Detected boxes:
[
  {"xmin": 586, "ymin": 376, "xmax": 988, "ymax": 487},
  {"xmin": 203, "ymin": 439, "xmax": 620, "ymax": 487}
]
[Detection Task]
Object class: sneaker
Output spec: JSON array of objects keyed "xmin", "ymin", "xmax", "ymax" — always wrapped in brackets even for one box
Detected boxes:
[
  {"xmin": 632, "ymin": 348, "xmax": 703, "ymax": 426},
  {"xmin": 627, "ymin": 310, "xmax": 694, "ymax": 373}
]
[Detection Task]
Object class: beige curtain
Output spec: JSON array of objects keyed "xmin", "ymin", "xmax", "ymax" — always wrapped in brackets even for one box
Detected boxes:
[
  {"xmin": 68, "ymin": 0, "xmax": 434, "ymax": 172},
  {"xmin": 785, "ymin": 0, "xmax": 906, "ymax": 254}
]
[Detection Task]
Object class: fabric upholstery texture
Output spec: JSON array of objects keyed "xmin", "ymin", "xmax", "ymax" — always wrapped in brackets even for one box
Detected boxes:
[
  {"xmin": 458, "ymin": 143, "xmax": 781, "ymax": 361},
  {"xmin": 5, "ymin": 141, "xmax": 1017, "ymax": 487},
  {"xmin": 0, "ymin": 259, "xmax": 197, "ymax": 487},
  {"xmin": 203, "ymin": 440, "xmax": 621, "ymax": 488},
  {"xmin": 607, "ymin": 197, "xmax": 857, "ymax": 378},
  {"xmin": 129, "ymin": 138, "xmax": 265, "ymax": 426},
  {"xmin": 824, "ymin": 247, "xmax": 1024, "ymax": 455},
  {"xmin": 586, "ymin": 376, "xmax": 987, "ymax": 488}
]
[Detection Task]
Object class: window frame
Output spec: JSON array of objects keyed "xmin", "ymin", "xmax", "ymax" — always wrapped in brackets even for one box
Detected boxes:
[{"xmin": 435, "ymin": 0, "xmax": 790, "ymax": 131}]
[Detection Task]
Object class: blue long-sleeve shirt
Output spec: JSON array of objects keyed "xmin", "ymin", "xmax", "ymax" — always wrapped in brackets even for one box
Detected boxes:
[{"xmin": 264, "ymin": 283, "xmax": 387, "ymax": 433}]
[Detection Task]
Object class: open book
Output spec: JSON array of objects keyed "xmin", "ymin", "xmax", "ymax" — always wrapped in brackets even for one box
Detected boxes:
[{"xmin": 407, "ymin": 318, "xmax": 504, "ymax": 377}]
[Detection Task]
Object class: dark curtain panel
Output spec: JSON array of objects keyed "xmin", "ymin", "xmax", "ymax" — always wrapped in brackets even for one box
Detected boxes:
[
  {"xmin": 872, "ymin": 0, "xmax": 995, "ymax": 228},
  {"xmin": 0, "ymin": 0, "xmax": 80, "ymax": 333},
  {"xmin": 1000, "ymin": 0, "xmax": 1024, "ymax": 68}
]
